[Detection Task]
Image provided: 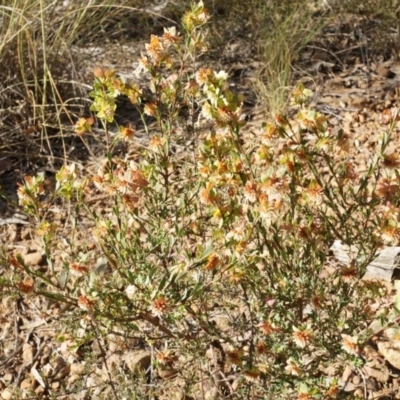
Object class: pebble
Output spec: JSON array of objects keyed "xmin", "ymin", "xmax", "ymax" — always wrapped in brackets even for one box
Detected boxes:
[
  {"xmin": 20, "ymin": 379, "xmax": 32, "ymax": 390},
  {"xmin": 123, "ymin": 350, "xmax": 151, "ymax": 372},
  {"xmin": 35, "ymin": 386, "xmax": 45, "ymax": 396},
  {"xmin": 22, "ymin": 251, "xmax": 44, "ymax": 266},
  {"xmin": 22, "ymin": 343, "xmax": 34, "ymax": 364},
  {"xmin": 70, "ymin": 362, "xmax": 85, "ymax": 376},
  {"xmin": 0, "ymin": 388, "xmax": 13, "ymax": 400}
]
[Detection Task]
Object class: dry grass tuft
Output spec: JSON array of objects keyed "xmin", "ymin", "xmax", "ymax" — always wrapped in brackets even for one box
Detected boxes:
[{"xmin": 0, "ymin": 0, "xmax": 183, "ymax": 168}]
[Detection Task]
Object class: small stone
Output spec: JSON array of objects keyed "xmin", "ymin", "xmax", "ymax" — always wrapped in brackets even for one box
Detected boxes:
[
  {"xmin": 354, "ymin": 388, "xmax": 364, "ymax": 398},
  {"xmin": 123, "ymin": 350, "xmax": 151, "ymax": 372},
  {"xmin": 20, "ymin": 379, "xmax": 32, "ymax": 390},
  {"xmin": 41, "ymin": 364, "xmax": 53, "ymax": 377},
  {"xmin": 1, "ymin": 388, "xmax": 13, "ymax": 400},
  {"xmin": 52, "ymin": 381, "xmax": 60, "ymax": 390},
  {"xmin": 70, "ymin": 362, "xmax": 85, "ymax": 376},
  {"xmin": 35, "ymin": 386, "xmax": 45, "ymax": 396},
  {"xmin": 22, "ymin": 251, "xmax": 44, "ymax": 266},
  {"xmin": 22, "ymin": 343, "xmax": 34, "ymax": 364}
]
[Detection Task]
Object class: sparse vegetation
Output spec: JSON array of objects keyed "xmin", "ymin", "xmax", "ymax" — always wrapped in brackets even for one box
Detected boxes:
[{"xmin": 3, "ymin": 1, "xmax": 400, "ymax": 399}]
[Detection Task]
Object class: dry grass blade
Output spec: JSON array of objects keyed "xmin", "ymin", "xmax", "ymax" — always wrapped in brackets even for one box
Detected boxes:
[{"xmin": 0, "ymin": 0, "xmax": 182, "ymax": 170}]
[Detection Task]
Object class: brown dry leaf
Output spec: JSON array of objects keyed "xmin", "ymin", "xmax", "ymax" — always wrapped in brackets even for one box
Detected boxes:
[
  {"xmin": 342, "ymin": 364, "xmax": 354, "ymax": 382},
  {"xmin": 319, "ymin": 361, "xmax": 340, "ymax": 376},
  {"xmin": 339, "ymin": 364, "xmax": 358, "ymax": 393},
  {"xmin": 20, "ymin": 378, "xmax": 33, "ymax": 390},
  {"xmin": 53, "ymin": 364, "xmax": 71, "ymax": 380},
  {"xmin": 157, "ymin": 366, "xmax": 178, "ymax": 380},
  {"xmin": 362, "ymin": 360, "xmax": 389, "ymax": 383},
  {"xmin": 363, "ymin": 344, "xmax": 380, "ymax": 360},
  {"xmin": 341, "ymin": 381, "xmax": 357, "ymax": 393},
  {"xmin": 370, "ymin": 388, "xmax": 400, "ymax": 399}
]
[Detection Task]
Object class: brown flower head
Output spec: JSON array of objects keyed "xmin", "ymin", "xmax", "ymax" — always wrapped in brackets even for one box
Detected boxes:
[
  {"xmin": 17, "ymin": 278, "xmax": 35, "ymax": 296},
  {"xmin": 152, "ymin": 297, "xmax": 169, "ymax": 317},
  {"xmin": 204, "ymin": 254, "xmax": 220, "ymax": 271},
  {"xmin": 292, "ymin": 326, "xmax": 313, "ymax": 348},
  {"xmin": 119, "ymin": 124, "xmax": 135, "ymax": 141},
  {"xmin": 78, "ymin": 295, "xmax": 95, "ymax": 312},
  {"xmin": 70, "ymin": 263, "xmax": 90, "ymax": 277},
  {"xmin": 341, "ymin": 334, "xmax": 359, "ymax": 356},
  {"xmin": 383, "ymin": 152, "xmax": 400, "ymax": 169},
  {"xmin": 375, "ymin": 177, "xmax": 399, "ymax": 200},
  {"xmin": 257, "ymin": 321, "xmax": 280, "ymax": 335},
  {"xmin": 244, "ymin": 181, "xmax": 258, "ymax": 203},
  {"xmin": 243, "ymin": 368, "xmax": 260, "ymax": 382},
  {"xmin": 162, "ymin": 26, "xmax": 180, "ymax": 45},
  {"xmin": 226, "ymin": 347, "xmax": 243, "ymax": 366},
  {"xmin": 145, "ymin": 35, "xmax": 164, "ymax": 62},
  {"xmin": 285, "ymin": 359, "xmax": 302, "ymax": 376}
]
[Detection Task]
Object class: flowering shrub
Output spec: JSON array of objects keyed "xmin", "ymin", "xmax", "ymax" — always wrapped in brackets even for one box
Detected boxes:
[{"xmin": 3, "ymin": 1, "xmax": 400, "ymax": 398}]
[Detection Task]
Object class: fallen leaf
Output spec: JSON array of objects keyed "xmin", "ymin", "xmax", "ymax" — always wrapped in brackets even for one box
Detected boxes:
[
  {"xmin": 31, "ymin": 366, "xmax": 46, "ymax": 388},
  {"xmin": 362, "ymin": 361, "xmax": 389, "ymax": 383}
]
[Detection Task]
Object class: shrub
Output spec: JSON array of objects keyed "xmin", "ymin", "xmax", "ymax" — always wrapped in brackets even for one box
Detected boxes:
[{"xmin": 2, "ymin": 1, "xmax": 400, "ymax": 398}]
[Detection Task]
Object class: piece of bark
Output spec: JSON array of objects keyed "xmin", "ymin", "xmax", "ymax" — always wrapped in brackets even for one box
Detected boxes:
[
  {"xmin": 363, "ymin": 247, "xmax": 400, "ymax": 281},
  {"xmin": 329, "ymin": 240, "xmax": 400, "ymax": 281}
]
